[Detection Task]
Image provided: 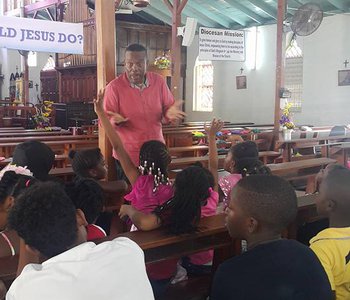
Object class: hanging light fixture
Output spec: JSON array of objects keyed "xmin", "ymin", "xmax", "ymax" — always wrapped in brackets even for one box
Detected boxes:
[
  {"xmin": 132, "ymin": 0, "xmax": 150, "ymax": 7},
  {"xmin": 116, "ymin": 0, "xmax": 150, "ymax": 9}
]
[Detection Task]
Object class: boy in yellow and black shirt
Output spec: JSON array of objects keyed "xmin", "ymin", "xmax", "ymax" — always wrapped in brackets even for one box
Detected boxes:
[{"xmin": 310, "ymin": 164, "xmax": 350, "ymax": 300}]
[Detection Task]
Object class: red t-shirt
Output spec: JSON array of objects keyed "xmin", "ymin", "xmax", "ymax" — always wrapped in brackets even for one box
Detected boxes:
[{"xmin": 86, "ymin": 224, "xmax": 106, "ymax": 241}]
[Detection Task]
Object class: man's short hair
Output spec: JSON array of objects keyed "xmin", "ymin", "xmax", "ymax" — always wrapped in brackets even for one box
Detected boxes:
[
  {"xmin": 8, "ymin": 182, "xmax": 77, "ymax": 258},
  {"xmin": 126, "ymin": 43, "xmax": 147, "ymax": 54},
  {"xmin": 234, "ymin": 175, "xmax": 297, "ymax": 233}
]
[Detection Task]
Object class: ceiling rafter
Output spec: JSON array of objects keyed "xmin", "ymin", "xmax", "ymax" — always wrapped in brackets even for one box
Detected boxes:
[
  {"xmin": 186, "ymin": 1, "xmax": 232, "ymax": 28},
  {"xmin": 143, "ymin": 5, "xmax": 172, "ymax": 25},
  {"xmin": 151, "ymin": 0, "xmax": 216, "ymax": 28},
  {"xmin": 224, "ymin": 0, "xmax": 265, "ymax": 24},
  {"xmin": 327, "ymin": 0, "xmax": 349, "ymax": 11},
  {"xmin": 246, "ymin": 0, "xmax": 277, "ymax": 20},
  {"xmin": 182, "ymin": 5, "xmax": 221, "ymax": 28},
  {"xmin": 197, "ymin": 0, "xmax": 247, "ymax": 26}
]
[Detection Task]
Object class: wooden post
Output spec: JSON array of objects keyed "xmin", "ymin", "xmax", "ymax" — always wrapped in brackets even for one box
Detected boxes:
[
  {"xmin": 165, "ymin": 0, "xmax": 188, "ymax": 100},
  {"xmin": 20, "ymin": 0, "xmax": 29, "ymax": 105},
  {"xmin": 95, "ymin": 0, "xmax": 118, "ymax": 180},
  {"xmin": 273, "ymin": 0, "xmax": 286, "ymax": 139}
]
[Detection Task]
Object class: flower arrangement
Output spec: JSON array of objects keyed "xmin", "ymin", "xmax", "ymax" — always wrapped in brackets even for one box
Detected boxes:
[
  {"xmin": 279, "ymin": 102, "xmax": 295, "ymax": 130},
  {"xmin": 33, "ymin": 100, "xmax": 54, "ymax": 130},
  {"xmin": 154, "ymin": 53, "xmax": 171, "ymax": 70}
]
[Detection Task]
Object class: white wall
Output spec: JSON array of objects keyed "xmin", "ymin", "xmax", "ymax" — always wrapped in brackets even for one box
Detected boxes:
[
  {"xmin": 185, "ymin": 14, "xmax": 350, "ymax": 126},
  {"xmin": 0, "ymin": 49, "xmax": 53, "ymax": 104}
]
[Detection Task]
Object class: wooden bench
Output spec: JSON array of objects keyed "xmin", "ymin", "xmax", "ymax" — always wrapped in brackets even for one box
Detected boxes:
[
  {"xmin": 0, "ymin": 154, "xmax": 69, "ymax": 168},
  {"xmin": 0, "ymin": 134, "xmax": 97, "ymax": 144},
  {"xmin": 276, "ymin": 134, "xmax": 350, "ymax": 162},
  {"xmin": 0, "ymin": 139, "xmax": 98, "ymax": 157},
  {"xmin": 0, "ymin": 194, "xmax": 320, "ymax": 299},
  {"xmin": 268, "ymin": 158, "xmax": 336, "ymax": 193},
  {"xmin": 0, "ymin": 130, "xmax": 71, "ymax": 137},
  {"xmin": 330, "ymin": 143, "xmax": 350, "ymax": 166},
  {"xmin": 169, "ymin": 151, "xmax": 281, "ymax": 172}
]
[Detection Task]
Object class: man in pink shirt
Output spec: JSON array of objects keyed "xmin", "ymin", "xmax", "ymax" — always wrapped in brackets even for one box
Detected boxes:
[{"xmin": 104, "ymin": 44, "xmax": 185, "ymax": 180}]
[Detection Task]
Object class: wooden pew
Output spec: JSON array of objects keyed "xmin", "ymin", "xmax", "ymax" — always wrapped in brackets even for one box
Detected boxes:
[
  {"xmin": 169, "ymin": 152, "xmax": 281, "ymax": 171},
  {"xmin": 275, "ymin": 133, "xmax": 350, "ymax": 162},
  {"xmin": 0, "ymin": 139, "xmax": 98, "ymax": 157},
  {"xmin": 329, "ymin": 143, "xmax": 350, "ymax": 166},
  {"xmin": 0, "ymin": 154, "xmax": 69, "ymax": 168},
  {"xmin": 0, "ymin": 134, "xmax": 97, "ymax": 145},
  {"xmin": 0, "ymin": 194, "xmax": 320, "ymax": 297},
  {"xmin": 0, "ymin": 130, "xmax": 71, "ymax": 137}
]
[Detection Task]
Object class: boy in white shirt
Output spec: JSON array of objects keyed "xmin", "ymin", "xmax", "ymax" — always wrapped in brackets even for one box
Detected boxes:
[{"xmin": 6, "ymin": 181, "xmax": 154, "ymax": 300}]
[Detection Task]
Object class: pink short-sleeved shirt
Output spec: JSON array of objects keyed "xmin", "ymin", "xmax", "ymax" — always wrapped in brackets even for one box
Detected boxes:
[{"xmin": 103, "ymin": 72, "xmax": 174, "ymax": 166}]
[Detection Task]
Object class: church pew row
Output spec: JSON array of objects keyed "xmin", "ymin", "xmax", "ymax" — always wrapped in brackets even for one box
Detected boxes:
[
  {"xmin": 0, "ymin": 194, "xmax": 323, "ymax": 299},
  {"xmin": 47, "ymin": 158, "xmax": 335, "ymax": 196},
  {"xmin": 0, "ymin": 130, "xmax": 71, "ymax": 137},
  {"xmin": 0, "ymin": 139, "xmax": 98, "ymax": 157}
]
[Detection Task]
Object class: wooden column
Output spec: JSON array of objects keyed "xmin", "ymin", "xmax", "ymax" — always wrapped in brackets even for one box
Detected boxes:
[
  {"xmin": 20, "ymin": 0, "xmax": 29, "ymax": 105},
  {"xmin": 164, "ymin": 0, "xmax": 188, "ymax": 100},
  {"xmin": 273, "ymin": 0, "xmax": 286, "ymax": 139},
  {"xmin": 95, "ymin": 0, "xmax": 118, "ymax": 180}
]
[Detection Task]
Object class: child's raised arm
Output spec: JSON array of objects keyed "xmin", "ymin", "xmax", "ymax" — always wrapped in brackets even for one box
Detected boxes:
[
  {"xmin": 94, "ymin": 89, "xmax": 139, "ymax": 185},
  {"xmin": 204, "ymin": 119, "xmax": 224, "ymax": 192}
]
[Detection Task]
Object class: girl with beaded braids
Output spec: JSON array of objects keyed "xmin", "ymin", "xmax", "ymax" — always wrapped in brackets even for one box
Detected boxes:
[
  {"xmin": 94, "ymin": 89, "xmax": 173, "ymax": 217},
  {"xmin": 0, "ymin": 170, "xmax": 36, "ymax": 258},
  {"xmin": 117, "ymin": 119, "xmax": 223, "ymax": 294}
]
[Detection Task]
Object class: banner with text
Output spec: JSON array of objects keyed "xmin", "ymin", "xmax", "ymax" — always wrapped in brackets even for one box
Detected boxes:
[
  {"xmin": 0, "ymin": 16, "xmax": 83, "ymax": 54},
  {"xmin": 199, "ymin": 27, "xmax": 245, "ymax": 61}
]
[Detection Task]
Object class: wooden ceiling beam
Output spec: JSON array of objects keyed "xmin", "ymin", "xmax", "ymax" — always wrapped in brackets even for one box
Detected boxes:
[
  {"xmin": 144, "ymin": 5, "xmax": 173, "ymax": 25},
  {"xmin": 186, "ymin": 1, "xmax": 231, "ymax": 28},
  {"xmin": 327, "ymin": 0, "xmax": 349, "ymax": 11},
  {"xmin": 247, "ymin": 0, "xmax": 277, "ymax": 20},
  {"xmin": 224, "ymin": 0, "xmax": 265, "ymax": 24},
  {"xmin": 182, "ymin": 5, "xmax": 221, "ymax": 28}
]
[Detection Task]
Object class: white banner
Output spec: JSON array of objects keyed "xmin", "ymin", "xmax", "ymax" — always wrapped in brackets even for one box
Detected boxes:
[
  {"xmin": 199, "ymin": 27, "xmax": 245, "ymax": 61},
  {"xmin": 0, "ymin": 16, "xmax": 83, "ymax": 54}
]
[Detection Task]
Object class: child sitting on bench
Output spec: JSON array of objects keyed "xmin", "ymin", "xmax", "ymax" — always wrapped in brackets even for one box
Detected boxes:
[
  {"xmin": 65, "ymin": 177, "xmax": 106, "ymax": 240},
  {"xmin": 211, "ymin": 175, "xmax": 332, "ymax": 300},
  {"xmin": 310, "ymin": 164, "xmax": 350, "ymax": 299},
  {"xmin": 219, "ymin": 141, "xmax": 271, "ymax": 207},
  {"xmin": 0, "ymin": 170, "xmax": 36, "ymax": 258},
  {"xmin": 69, "ymin": 148, "xmax": 107, "ymax": 180},
  {"xmin": 7, "ymin": 181, "xmax": 154, "ymax": 300}
]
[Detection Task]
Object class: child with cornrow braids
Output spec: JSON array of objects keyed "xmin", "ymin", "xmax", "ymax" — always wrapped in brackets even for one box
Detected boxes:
[{"xmin": 69, "ymin": 148, "xmax": 107, "ymax": 180}]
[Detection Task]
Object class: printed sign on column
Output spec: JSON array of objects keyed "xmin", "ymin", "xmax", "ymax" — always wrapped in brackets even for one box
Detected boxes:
[
  {"xmin": 0, "ymin": 16, "xmax": 84, "ymax": 54},
  {"xmin": 199, "ymin": 27, "xmax": 245, "ymax": 61}
]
